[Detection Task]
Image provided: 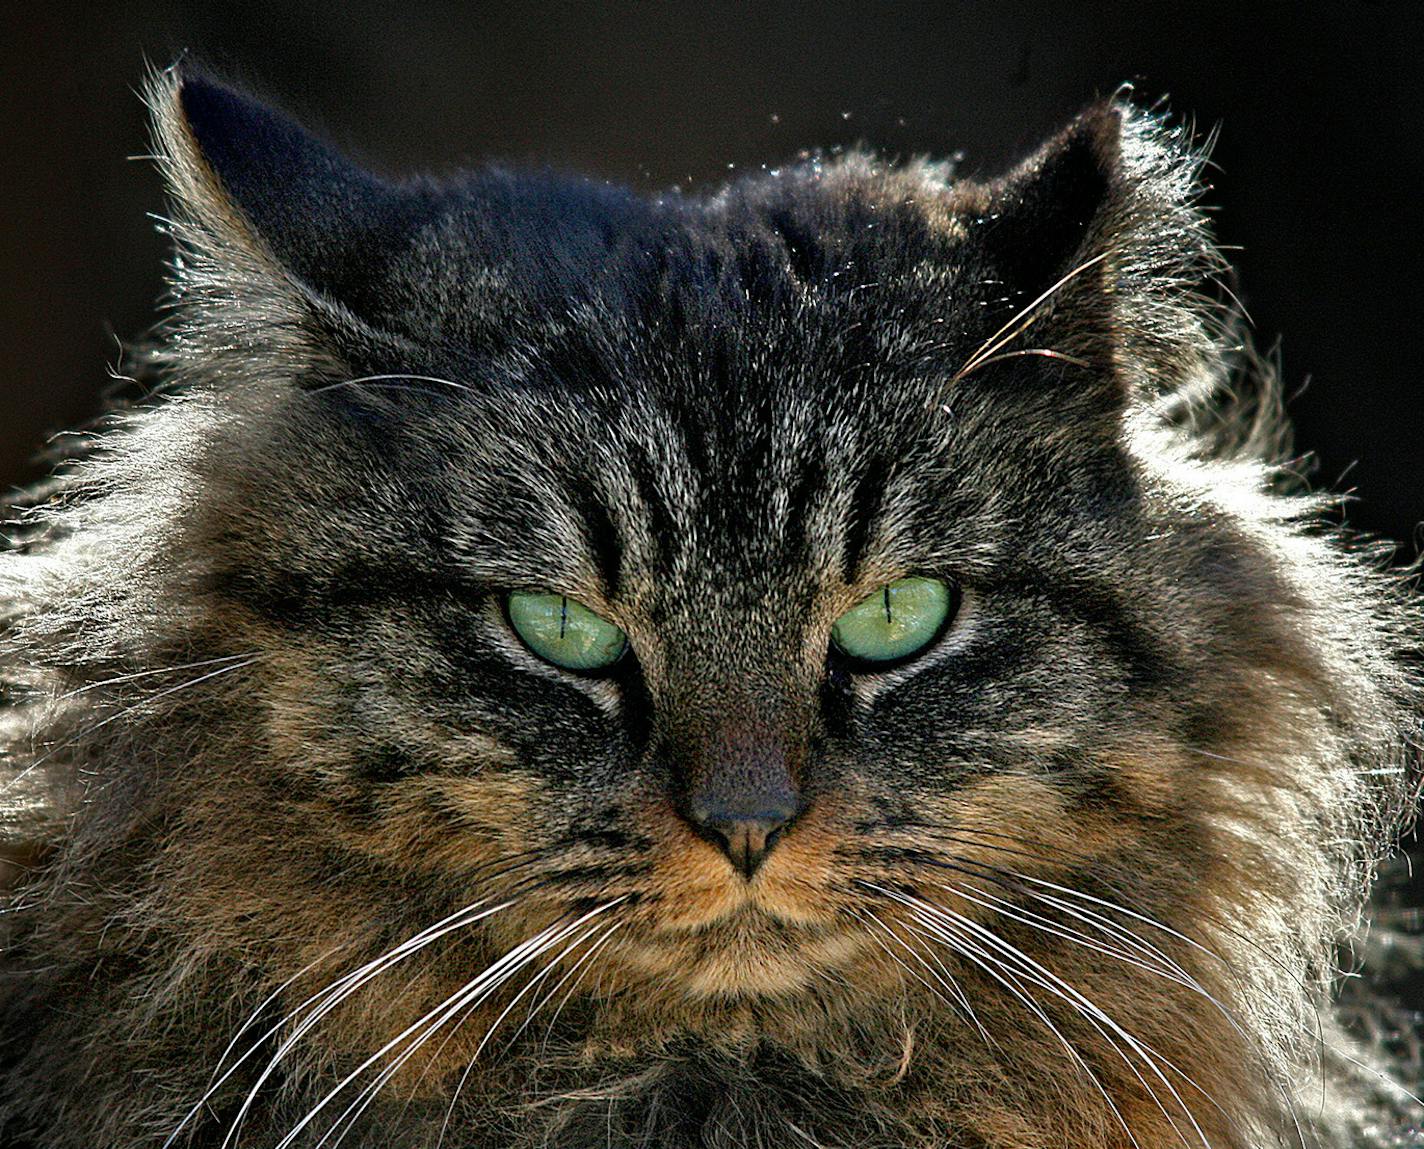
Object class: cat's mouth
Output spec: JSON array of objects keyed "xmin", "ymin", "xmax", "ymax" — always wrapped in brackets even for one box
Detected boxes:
[
  {"xmin": 632, "ymin": 874, "xmax": 846, "ymax": 943},
  {"xmin": 614, "ymin": 854, "xmax": 872, "ymax": 996},
  {"xmin": 622, "ymin": 905, "xmax": 866, "ymax": 998}
]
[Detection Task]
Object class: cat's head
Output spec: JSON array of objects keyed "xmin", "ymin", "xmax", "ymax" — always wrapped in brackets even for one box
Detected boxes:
[{"xmin": 8, "ymin": 66, "xmax": 1419, "ymax": 1143}]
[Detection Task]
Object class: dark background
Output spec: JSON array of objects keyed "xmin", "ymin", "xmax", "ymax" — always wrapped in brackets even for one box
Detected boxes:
[{"xmin": 2, "ymin": 1, "xmax": 1422, "ymax": 555}]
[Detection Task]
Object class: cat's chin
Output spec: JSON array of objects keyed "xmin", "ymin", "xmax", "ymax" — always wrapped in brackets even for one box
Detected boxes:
[{"xmin": 612, "ymin": 907, "xmax": 866, "ymax": 999}]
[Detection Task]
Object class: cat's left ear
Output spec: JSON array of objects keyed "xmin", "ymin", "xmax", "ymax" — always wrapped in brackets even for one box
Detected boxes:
[
  {"xmin": 146, "ymin": 63, "xmax": 424, "ymax": 370},
  {"xmin": 969, "ymin": 98, "xmax": 1220, "ymax": 399}
]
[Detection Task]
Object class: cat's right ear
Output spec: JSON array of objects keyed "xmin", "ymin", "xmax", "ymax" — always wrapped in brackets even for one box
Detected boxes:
[{"xmin": 146, "ymin": 63, "xmax": 421, "ymax": 371}]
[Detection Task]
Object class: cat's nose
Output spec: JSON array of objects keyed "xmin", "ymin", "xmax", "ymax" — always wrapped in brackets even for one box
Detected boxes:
[
  {"xmin": 673, "ymin": 706, "xmax": 805, "ymax": 879},
  {"xmin": 689, "ymin": 805, "xmax": 798, "ymax": 879}
]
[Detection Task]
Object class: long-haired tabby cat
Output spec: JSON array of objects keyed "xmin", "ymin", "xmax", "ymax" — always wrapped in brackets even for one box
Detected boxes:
[{"xmin": 0, "ymin": 65, "xmax": 1419, "ymax": 1149}]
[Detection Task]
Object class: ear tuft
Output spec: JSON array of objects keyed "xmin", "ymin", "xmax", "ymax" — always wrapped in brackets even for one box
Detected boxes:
[
  {"xmin": 976, "ymin": 96, "xmax": 1223, "ymax": 396},
  {"xmin": 146, "ymin": 63, "xmax": 421, "ymax": 326},
  {"xmin": 987, "ymin": 102, "xmax": 1121, "ymax": 305},
  {"xmin": 146, "ymin": 63, "xmax": 272, "ymax": 270},
  {"xmin": 173, "ymin": 70, "xmax": 409, "ymax": 299}
]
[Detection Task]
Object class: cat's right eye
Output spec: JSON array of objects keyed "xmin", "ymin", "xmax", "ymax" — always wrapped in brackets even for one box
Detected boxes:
[{"xmin": 506, "ymin": 592, "xmax": 629, "ymax": 671}]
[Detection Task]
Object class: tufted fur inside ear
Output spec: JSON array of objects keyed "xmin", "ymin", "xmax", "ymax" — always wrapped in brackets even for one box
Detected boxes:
[
  {"xmin": 967, "ymin": 98, "xmax": 1223, "ymax": 399},
  {"xmin": 145, "ymin": 65, "xmax": 437, "ymax": 379},
  {"xmin": 173, "ymin": 72, "xmax": 430, "ymax": 312},
  {"xmin": 982, "ymin": 104, "xmax": 1121, "ymax": 314}
]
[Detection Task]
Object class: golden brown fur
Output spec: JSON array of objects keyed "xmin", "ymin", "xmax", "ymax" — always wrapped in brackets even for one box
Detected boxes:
[{"xmin": 0, "ymin": 66, "xmax": 1420, "ymax": 1148}]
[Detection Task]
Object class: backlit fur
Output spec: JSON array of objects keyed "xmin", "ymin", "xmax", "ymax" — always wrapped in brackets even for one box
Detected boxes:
[{"xmin": 0, "ymin": 68, "xmax": 1421, "ymax": 1148}]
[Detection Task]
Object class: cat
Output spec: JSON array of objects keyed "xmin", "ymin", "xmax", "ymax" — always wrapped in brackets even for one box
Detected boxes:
[{"xmin": 0, "ymin": 63, "xmax": 1420, "ymax": 1149}]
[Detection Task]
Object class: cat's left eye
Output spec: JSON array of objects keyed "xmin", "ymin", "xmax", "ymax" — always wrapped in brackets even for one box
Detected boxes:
[
  {"xmin": 506, "ymin": 592, "xmax": 629, "ymax": 671},
  {"xmin": 831, "ymin": 577, "xmax": 955, "ymax": 666}
]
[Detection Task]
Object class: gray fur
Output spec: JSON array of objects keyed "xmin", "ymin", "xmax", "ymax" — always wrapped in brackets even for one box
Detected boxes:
[{"xmin": 0, "ymin": 66, "xmax": 1420, "ymax": 1148}]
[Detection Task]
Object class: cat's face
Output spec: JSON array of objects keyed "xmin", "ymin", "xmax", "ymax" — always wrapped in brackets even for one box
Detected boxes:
[
  {"xmin": 221, "ymin": 294, "xmax": 1154, "ymax": 1002},
  {"xmin": 160, "ymin": 76, "xmax": 1298, "ymax": 1019}
]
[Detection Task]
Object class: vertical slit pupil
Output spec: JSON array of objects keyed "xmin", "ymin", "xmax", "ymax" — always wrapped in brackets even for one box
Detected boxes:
[
  {"xmin": 559, "ymin": 596, "xmax": 568, "ymax": 640},
  {"xmin": 883, "ymin": 585, "xmax": 892, "ymax": 625}
]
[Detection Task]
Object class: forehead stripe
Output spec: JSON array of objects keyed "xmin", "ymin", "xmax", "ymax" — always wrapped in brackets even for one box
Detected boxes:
[
  {"xmin": 561, "ymin": 474, "xmax": 624, "ymax": 597},
  {"xmin": 842, "ymin": 454, "xmax": 890, "ymax": 582},
  {"xmin": 625, "ymin": 447, "xmax": 681, "ymax": 575}
]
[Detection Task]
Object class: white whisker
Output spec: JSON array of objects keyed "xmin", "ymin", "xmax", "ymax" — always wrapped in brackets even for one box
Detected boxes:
[
  {"xmin": 6, "ymin": 659, "xmax": 257, "ymax": 795},
  {"xmin": 210, "ymin": 898, "xmax": 517, "ymax": 1149},
  {"xmin": 292, "ymin": 898, "xmax": 626, "ymax": 1149},
  {"xmin": 1003, "ymin": 869, "xmax": 1230, "ymax": 969},
  {"xmin": 957, "ymin": 347, "xmax": 1092, "ymax": 373},
  {"xmin": 895, "ymin": 911, "xmax": 1145, "ymax": 1149},
  {"xmin": 299, "ymin": 920, "xmax": 571, "ymax": 1149},
  {"xmin": 534, "ymin": 919, "xmax": 626, "ymax": 1055},
  {"xmin": 946, "ymin": 880, "xmax": 1201, "ymax": 993},
  {"xmin": 314, "ymin": 924, "xmax": 570, "ymax": 1149},
  {"xmin": 307, "ymin": 373, "xmax": 472, "ymax": 397},
  {"xmin": 53, "ymin": 653, "xmax": 260, "ymax": 702},
  {"xmin": 877, "ymin": 884, "xmax": 1218, "ymax": 1148},
  {"xmin": 909, "ymin": 906, "xmax": 1191, "ymax": 1144},
  {"xmin": 931, "ymin": 856, "xmax": 1306, "ymax": 1145},
  {"xmin": 950, "ymin": 252, "xmax": 1111, "ymax": 383},
  {"xmin": 515, "ymin": 918, "xmax": 626, "ymax": 1050},
  {"xmin": 855, "ymin": 908, "xmax": 992, "ymax": 1046},
  {"xmin": 436, "ymin": 916, "xmax": 626, "ymax": 1149}
]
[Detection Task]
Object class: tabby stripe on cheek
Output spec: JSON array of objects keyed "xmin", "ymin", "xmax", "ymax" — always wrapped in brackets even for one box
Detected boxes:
[{"xmin": 1043, "ymin": 577, "xmax": 1175, "ymax": 700}]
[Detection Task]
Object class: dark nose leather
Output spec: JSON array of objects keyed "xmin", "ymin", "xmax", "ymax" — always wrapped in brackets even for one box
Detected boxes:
[
  {"xmin": 674, "ymin": 700, "xmax": 805, "ymax": 879},
  {"xmin": 687, "ymin": 803, "xmax": 798, "ymax": 879}
]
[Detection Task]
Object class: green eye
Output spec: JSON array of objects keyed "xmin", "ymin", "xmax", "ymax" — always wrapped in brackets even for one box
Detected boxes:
[
  {"xmin": 507, "ymin": 592, "xmax": 629, "ymax": 671},
  {"xmin": 831, "ymin": 577, "xmax": 954, "ymax": 665}
]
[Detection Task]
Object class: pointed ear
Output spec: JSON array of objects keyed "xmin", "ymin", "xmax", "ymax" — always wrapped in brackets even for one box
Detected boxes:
[
  {"xmin": 970, "ymin": 99, "xmax": 1220, "ymax": 397},
  {"xmin": 146, "ymin": 65, "xmax": 421, "ymax": 371},
  {"xmin": 984, "ymin": 104, "xmax": 1121, "ymax": 309}
]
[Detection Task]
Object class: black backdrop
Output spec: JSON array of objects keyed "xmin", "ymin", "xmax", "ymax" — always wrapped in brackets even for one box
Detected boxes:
[{"xmin": 3, "ymin": 1, "xmax": 1421, "ymax": 554}]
